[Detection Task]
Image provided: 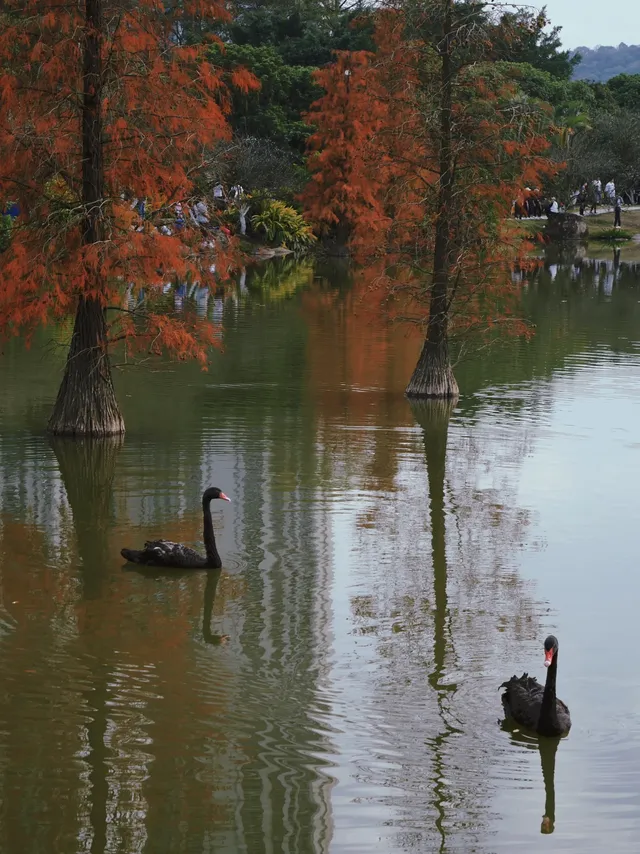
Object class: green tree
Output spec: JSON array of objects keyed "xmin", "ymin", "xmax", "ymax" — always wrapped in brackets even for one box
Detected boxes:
[
  {"xmin": 226, "ymin": 0, "xmax": 375, "ymax": 66},
  {"xmin": 605, "ymin": 74, "xmax": 640, "ymax": 111},
  {"xmin": 493, "ymin": 9, "xmax": 580, "ymax": 80},
  {"xmin": 569, "ymin": 113, "xmax": 640, "ymax": 194},
  {"xmin": 210, "ymin": 44, "xmax": 320, "ymax": 148},
  {"xmin": 505, "ymin": 64, "xmax": 596, "ymax": 118}
]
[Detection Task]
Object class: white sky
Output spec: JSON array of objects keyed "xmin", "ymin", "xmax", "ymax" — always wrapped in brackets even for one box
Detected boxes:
[{"xmin": 536, "ymin": 0, "xmax": 640, "ymax": 48}]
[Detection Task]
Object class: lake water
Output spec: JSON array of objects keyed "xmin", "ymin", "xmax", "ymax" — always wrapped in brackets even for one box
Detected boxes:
[{"xmin": 1, "ymin": 250, "xmax": 640, "ymax": 853}]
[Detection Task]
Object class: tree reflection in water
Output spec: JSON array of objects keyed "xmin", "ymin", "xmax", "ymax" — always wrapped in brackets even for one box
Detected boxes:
[
  {"xmin": 5, "ymin": 254, "xmax": 640, "ymax": 851},
  {"xmin": 413, "ymin": 399, "xmax": 461, "ymax": 854},
  {"xmin": 51, "ymin": 437, "xmax": 123, "ymax": 854}
]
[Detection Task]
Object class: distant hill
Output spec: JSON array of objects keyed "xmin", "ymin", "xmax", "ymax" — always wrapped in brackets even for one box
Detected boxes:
[{"xmin": 572, "ymin": 43, "xmax": 640, "ymax": 81}]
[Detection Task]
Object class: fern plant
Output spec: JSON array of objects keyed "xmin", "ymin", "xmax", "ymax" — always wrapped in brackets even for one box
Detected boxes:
[{"xmin": 251, "ymin": 200, "xmax": 316, "ymax": 250}]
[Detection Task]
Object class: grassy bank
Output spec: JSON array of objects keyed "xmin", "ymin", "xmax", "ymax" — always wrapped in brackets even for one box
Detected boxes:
[
  {"xmin": 585, "ymin": 208, "xmax": 640, "ymax": 240},
  {"xmin": 518, "ymin": 209, "xmax": 640, "ymax": 259}
]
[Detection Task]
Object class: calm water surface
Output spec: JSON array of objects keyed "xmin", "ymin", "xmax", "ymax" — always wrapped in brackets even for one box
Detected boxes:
[{"xmin": 1, "ymin": 251, "xmax": 640, "ymax": 852}]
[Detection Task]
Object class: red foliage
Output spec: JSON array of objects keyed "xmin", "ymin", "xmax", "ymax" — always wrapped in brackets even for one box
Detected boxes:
[
  {"xmin": 0, "ymin": 1, "xmax": 258, "ymax": 364},
  {"xmin": 302, "ymin": 51, "xmax": 390, "ymax": 245}
]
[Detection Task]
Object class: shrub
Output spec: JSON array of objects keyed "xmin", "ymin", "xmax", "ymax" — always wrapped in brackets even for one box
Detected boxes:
[
  {"xmin": 593, "ymin": 227, "xmax": 633, "ymax": 242},
  {"xmin": 251, "ymin": 200, "xmax": 316, "ymax": 250}
]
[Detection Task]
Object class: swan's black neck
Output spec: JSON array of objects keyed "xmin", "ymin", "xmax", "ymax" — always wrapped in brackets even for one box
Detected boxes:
[
  {"xmin": 540, "ymin": 651, "xmax": 559, "ymax": 730},
  {"xmin": 202, "ymin": 496, "xmax": 222, "ymax": 569}
]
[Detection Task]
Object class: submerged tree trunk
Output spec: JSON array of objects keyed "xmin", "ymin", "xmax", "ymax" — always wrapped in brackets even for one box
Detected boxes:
[
  {"xmin": 48, "ymin": 297, "xmax": 124, "ymax": 435},
  {"xmin": 48, "ymin": 0, "xmax": 124, "ymax": 436},
  {"xmin": 405, "ymin": 334, "xmax": 458, "ymax": 398},
  {"xmin": 406, "ymin": 0, "xmax": 459, "ymax": 399},
  {"xmin": 323, "ymin": 218, "xmax": 352, "ymax": 256}
]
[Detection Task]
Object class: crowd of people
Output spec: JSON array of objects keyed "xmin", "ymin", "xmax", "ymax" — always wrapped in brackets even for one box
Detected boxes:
[
  {"xmin": 512, "ymin": 177, "xmax": 640, "ymax": 227},
  {"xmin": 128, "ymin": 182, "xmax": 248, "ymax": 237},
  {"xmin": 512, "ymin": 187, "xmax": 546, "ymax": 219},
  {"xmin": 2, "ymin": 181, "xmax": 250, "ymax": 240},
  {"xmin": 571, "ymin": 178, "xmax": 619, "ymax": 216}
]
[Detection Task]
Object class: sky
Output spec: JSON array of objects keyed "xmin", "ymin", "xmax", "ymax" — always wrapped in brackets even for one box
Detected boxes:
[{"xmin": 538, "ymin": 0, "xmax": 640, "ymax": 48}]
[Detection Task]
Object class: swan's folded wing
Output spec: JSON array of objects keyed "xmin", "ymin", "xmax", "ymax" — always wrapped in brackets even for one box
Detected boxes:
[
  {"xmin": 137, "ymin": 539, "xmax": 204, "ymax": 567},
  {"xmin": 502, "ymin": 674, "xmax": 544, "ymax": 731},
  {"xmin": 168, "ymin": 544, "xmax": 205, "ymax": 564},
  {"xmin": 556, "ymin": 697, "xmax": 572, "ymax": 730},
  {"xmin": 500, "ymin": 672, "xmax": 540, "ymax": 690},
  {"xmin": 144, "ymin": 539, "xmax": 179, "ymax": 551}
]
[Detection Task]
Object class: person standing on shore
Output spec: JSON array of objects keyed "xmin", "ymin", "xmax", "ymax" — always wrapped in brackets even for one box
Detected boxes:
[
  {"xmin": 605, "ymin": 179, "xmax": 616, "ymax": 204},
  {"xmin": 213, "ymin": 183, "xmax": 226, "ymax": 210},
  {"xmin": 593, "ymin": 178, "xmax": 602, "ymax": 204},
  {"xmin": 614, "ymin": 194, "xmax": 623, "ymax": 228},
  {"xmin": 578, "ymin": 182, "xmax": 588, "ymax": 216}
]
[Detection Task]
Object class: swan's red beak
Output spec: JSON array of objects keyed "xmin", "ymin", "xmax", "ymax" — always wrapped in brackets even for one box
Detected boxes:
[
  {"xmin": 219, "ymin": 492, "xmax": 231, "ymax": 502},
  {"xmin": 544, "ymin": 648, "xmax": 554, "ymax": 668}
]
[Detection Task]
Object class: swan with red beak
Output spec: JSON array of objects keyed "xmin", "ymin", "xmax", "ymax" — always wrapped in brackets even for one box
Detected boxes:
[{"xmin": 501, "ymin": 634, "xmax": 571, "ymax": 737}]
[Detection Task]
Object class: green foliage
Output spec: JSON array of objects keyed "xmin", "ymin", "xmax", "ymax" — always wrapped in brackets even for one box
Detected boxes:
[
  {"xmin": 570, "ymin": 113, "xmax": 640, "ymax": 192},
  {"xmin": 226, "ymin": 3, "xmax": 375, "ymax": 68},
  {"xmin": 605, "ymin": 74, "xmax": 640, "ymax": 111},
  {"xmin": 251, "ymin": 200, "xmax": 316, "ymax": 249},
  {"xmin": 592, "ymin": 227, "xmax": 634, "ymax": 242},
  {"xmin": 0, "ymin": 214, "xmax": 12, "ymax": 252},
  {"xmin": 499, "ymin": 62, "xmax": 596, "ymax": 124},
  {"xmin": 541, "ymin": 109, "xmax": 640, "ymax": 202},
  {"xmin": 499, "ymin": 59, "xmax": 640, "ymax": 200},
  {"xmin": 209, "ymin": 43, "xmax": 320, "ymax": 149},
  {"xmin": 494, "ymin": 10, "xmax": 580, "ymax": 80},
  {"xmin": 202, "ymin": 0, "xmax": 638, "ymax": 212}
]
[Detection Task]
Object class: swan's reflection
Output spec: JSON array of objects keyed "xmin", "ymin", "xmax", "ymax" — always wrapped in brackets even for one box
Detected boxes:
[
  {"xmin": 122, "ymin": 566, "xmax": 229, "ymax": 645},
  {"xmin": 202, "ymin": 569, "xmax": 229, "ymax": 645},
  {"xmin": 502, "ymin": 722, "xmax": 559, "ymax": 833}
]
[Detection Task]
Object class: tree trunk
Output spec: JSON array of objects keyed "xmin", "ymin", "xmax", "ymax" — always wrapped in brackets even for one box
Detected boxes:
[
  {"xmin": 48, "ymin": 296, "xmax": 125, "ymax": 435},
  {"xmin": 406, "ymin": 0, "xmax": 459, "ymax": 399},
  {"xmin": 405, "ymin": 335, "xmax": 458, "ymax": 398},
  {"xmin": 323, "ymin": 219, "xmax": 352, "ymax": 256},
  {"xmin": 48, "ymin": 0, "xmax": 124, "ymax": 435}
]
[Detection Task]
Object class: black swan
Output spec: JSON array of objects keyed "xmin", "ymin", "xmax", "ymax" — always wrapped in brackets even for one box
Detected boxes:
[
  {"xmin": 121, "ymin": 487, "xmax": 230, "ymax": 569},
  {"xmin": 501, "ymin": 635, "xmax": 571, "ymax": 736}
]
